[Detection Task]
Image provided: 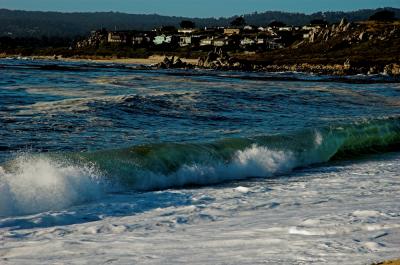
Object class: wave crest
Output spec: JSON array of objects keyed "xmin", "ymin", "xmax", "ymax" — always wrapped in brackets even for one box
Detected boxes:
[
  {"xmin": 0, "ymin": 155, "xmax": 104, "ymax": 217},
  {"xmin": 1, "ymin": 117, "xmax": 400, "ymax": 216}
]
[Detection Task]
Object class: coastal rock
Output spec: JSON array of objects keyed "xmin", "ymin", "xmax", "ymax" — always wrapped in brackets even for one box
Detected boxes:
[
  {"xmin": 339, "ymin": 18, "xmax": 348, "ymax": 29},
  {"xmin": 157, "ymin": 56, "xmax": 192, "ymax": 69},
  {"xmin": 309, "ymin": 31, "xmax": 316, "ymax": 43},
  {"xmin": 384, "ymin": 63, "xmax": 400, "ymax": 76},
  {"xmin": 198, "ymin": 48, "xmax": 240, "ymax": 69},
  {"xmin": 359, "ymin": 31, "xmax": 367, "ymax": 41},
  {"xmin": 342, "ymin": 23, "xmax": 351, "ymax": 32},
  {"xmin": 368, "ymin": 65, "xmax": 381, "ymax": 75}
]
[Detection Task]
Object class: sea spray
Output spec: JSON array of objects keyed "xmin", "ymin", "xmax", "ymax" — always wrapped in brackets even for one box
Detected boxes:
[{"xmin": 0, "ymin": 155, "xmax": 104, "ymax": 217}]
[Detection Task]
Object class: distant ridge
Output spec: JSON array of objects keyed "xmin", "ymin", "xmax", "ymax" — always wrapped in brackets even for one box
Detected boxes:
[{"xmin": 0, "ymin": 7, "xmax": 399, "ymax": 37}]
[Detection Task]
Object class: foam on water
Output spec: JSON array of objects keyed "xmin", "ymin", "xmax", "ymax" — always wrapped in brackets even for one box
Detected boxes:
[
  {"xmin": 0, "ymin": 155, "xmax": 104, "ymax": 217},
  {"xmin": 131, "ymin": 144, "xmax": 297, "ymax": 190},
  {"xmin": 0, "ymin": 143, "xmax": 305, "ymax": 216},
  {"xmin": 1, "ymin": 117, "xmax": 400, "ymax": 217}
]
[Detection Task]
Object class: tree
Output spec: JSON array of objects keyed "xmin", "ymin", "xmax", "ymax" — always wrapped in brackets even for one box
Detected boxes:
[
  {"xmin": 369, "ymin": 10, "xmax": 396, "ymax": 21},
  {"xmin": 310, "ymin": 19, "xmax": 328, "ymax": 26},
  {"xmin": 161, "ymin": 26, "xmax": 177, "ymax": 33},
  {"xmin": 230, "ymin": 16, "xmax": 246, "ymax": 27},
  {"xmin": 268, "ymin": 21, "xmax": 286, "ymax": 28},
  {"xmin": 180, "ymin": 20, "xmax": 195, "ymax": 29}
]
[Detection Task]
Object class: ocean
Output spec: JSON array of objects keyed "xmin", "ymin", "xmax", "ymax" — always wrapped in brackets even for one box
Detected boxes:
[{"xmin": 1, "ymin": 58, "xmax": 400, "ymax": 264}]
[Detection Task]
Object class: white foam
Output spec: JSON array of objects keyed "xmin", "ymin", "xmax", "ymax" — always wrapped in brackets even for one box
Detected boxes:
[
  {"xmin": 132, "ymin": 144, "xmax": 296, "ymax": 190},
  {"xmin": 233, "ymin": 186, "xmax": 250, "ymax": 193},
  {"xmin": 352, "ymin": 210, "xmax": 382, "ymax": 218},
  {"xmin": 1, "ymin": 149, "xmax": 400, "ymax": 265},
  {"xmin": 0, "ymin": 155, "xmax": 104, "ymax": 217},
  {"xmin": 131, "ymin": 133, "xmax": 343, "ymax": 191}
]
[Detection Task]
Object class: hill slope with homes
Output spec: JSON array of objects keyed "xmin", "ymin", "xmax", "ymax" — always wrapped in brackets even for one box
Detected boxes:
[{"xmin": 1, "ymin": 10, "xmax": 399, "ymax": 76}]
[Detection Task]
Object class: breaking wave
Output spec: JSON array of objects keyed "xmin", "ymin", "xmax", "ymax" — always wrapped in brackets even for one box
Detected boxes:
[
  {"xmin": 0, "ymin": 156, "xmax": 104, "ymax": 217},
  {"xmin": 1, "ymin": 117, "xmax": 400, "ymax": 216}
]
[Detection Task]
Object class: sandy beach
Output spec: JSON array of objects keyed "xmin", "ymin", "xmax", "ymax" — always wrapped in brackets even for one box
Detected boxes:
[{"xmin": 26, "ymin": 55, "xmax": 199, "ymax": 66}]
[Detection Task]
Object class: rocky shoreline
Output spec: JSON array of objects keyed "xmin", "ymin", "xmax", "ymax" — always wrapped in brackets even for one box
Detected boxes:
[
  {"xmin": 2, "ymin": 51, "xmax": 399, "ymax": 78},
  {"xmin": 155, "ymin": 49, "xmax": 400, "ymax": 77}
]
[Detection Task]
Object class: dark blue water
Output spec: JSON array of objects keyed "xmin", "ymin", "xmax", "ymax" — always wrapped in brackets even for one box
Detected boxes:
[
  {"xmin": 1, "ymin": 58, "xmax": 400, "ymax": 219},
  {"xmin": 1, "ymin": 59, "xmax": 400, "ymax": 164}
]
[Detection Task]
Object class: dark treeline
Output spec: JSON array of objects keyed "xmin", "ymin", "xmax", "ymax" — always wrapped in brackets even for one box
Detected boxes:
[
  {"xmin": 1, "ymin": 7, "xmax": 399, "ymax": 37},
  {"xmin": 0, "ymin": 36, "xmax": 74, "ymax": 56}
]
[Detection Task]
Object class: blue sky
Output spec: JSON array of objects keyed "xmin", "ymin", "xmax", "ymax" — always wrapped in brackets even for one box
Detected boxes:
[{"xmin": 0, "ymin": 0, "xmax": 399, "ymax": 17}]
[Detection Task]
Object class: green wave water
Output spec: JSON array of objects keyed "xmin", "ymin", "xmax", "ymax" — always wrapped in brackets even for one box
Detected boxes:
[
  {"xmin": 69, "ymin": 116, "xmax": 400, "ymax": 189},
  {"xmin": 1, "ymin": 117, "xmax": 400, "ymax": 216}
]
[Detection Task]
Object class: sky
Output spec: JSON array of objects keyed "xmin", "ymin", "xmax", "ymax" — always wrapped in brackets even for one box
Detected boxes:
[{"xmin": 0, "ymin": 0, "xmax": 399, "ymax": 17}]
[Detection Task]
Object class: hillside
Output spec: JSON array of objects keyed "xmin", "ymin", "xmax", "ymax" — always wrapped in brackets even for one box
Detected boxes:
[
  {"xmin": 235, "ymin": 20, "xmax": 400, "ymax": 75},
  {"xmin": 0, "ymin": 8, "xmax": 399, "ymax": 37}
]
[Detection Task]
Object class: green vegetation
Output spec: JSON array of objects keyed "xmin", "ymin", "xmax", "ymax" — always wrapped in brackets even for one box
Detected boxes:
[
  {"xmin": 369, "ymin": 10, "xmax": 397, "ymax": 21},
  {"xmin": 230, "ymin": 17, "xmax": 246, "ymax": 27},
  {"xmin": 180, "ymin": 20, "xmax": 195, "ymax": 29},
  {"xmin": 0, "ymin": 8, "xmax": 399, "ymax": 37},
  {"xmin": 1, "ymin": 9, "xmax": 399, "ymax": 76}
]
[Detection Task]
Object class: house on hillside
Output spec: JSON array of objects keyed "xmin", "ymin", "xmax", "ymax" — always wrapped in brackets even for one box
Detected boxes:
[
  {"xmin": 278, "ymin": 26, "xmax": 293, "ymax": 32},
  {"xmin": 179, "ymin": 36, "xmax": 192, "ymax": 46},
  {"xmin": 200, "ymin": 37, "xmax": 214, "ymax": 46},
  {"xmin": 258, "ymin": 26, "xmax": 268, "ymax": 32},
  {"xmin": 153, "ymin": 34, "xmax": 172, "ymax": 45},
  {"xmin": 213, "ymin": 37, "xmax": 230, "ymax": 47},
  {"xmin": 302, "ymin": 25, "xmax": 321, "ymax": 31},
  {"xmin": 240, "ymin": 37, "xmax": 255, "ymax": 46},
  {"xmin": 131, "ymin": 33, "xmax": 152, "ymax": 46},
  {"xmin": 255, "ymin": 37, "xmax": 270, "ymax": 45},
  {"xmin": 254, "ymin": 35, "xmax": 284, "ymax": 49},
  {"xmin": 107, "ymin": 32, "xmax": 129, "ymax": 44},
  {"xmin": 178, "ymin": 28, "xmax": 197, "ymax": 34},
  {"xmin": 179, "ymin": 35, "xmax": 201, "ymax": 47},
  {"xmin": 224, "ymin": 28, "xmax": 241, "ymax": 36}
]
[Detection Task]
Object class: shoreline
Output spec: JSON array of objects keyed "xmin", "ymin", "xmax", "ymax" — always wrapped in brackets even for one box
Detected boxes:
[
  {"xmin": 0, "ymin": 54, "xmax": 199, "ymax": 66},
  {"xmin": 1, "ymin": 54, "xmax": 399, "ymax": 78}
]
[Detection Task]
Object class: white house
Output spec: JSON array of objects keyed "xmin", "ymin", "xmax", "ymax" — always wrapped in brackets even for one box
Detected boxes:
[
  {"xmin": 178, "ymin": 28, "xmax": 197, "ymax": 34},
  {"xmin": 213, "ymin": 37, "xmax": 230, "ymax": 47},
  {"xmin": 278, "ymin": 26, "xmax": 293, "ymax": 31},
  {"xmin": 153, "ymin": 34, "xmax": 172, "ymax": 45},
  {"xmin": 256, "ymin": 37, "xmax": 270, "ymax": 45},
  {"xmin": 179, "ymin": 36, "xmax": 192, "ymax": 46},
  {"xmin": 200, "ymin": 37, "xmax": 213, "ymax": 46},
  {"xmin": 302, "ymin": 25, "xmax": 321, "ymax": 31},
  {"xmin": 132, "ymin": 35, "xmax": 150, "ymax": 45},
  {"xmin": 240, "ymin": 37, "xmax": 255, "ymax": 46}
]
